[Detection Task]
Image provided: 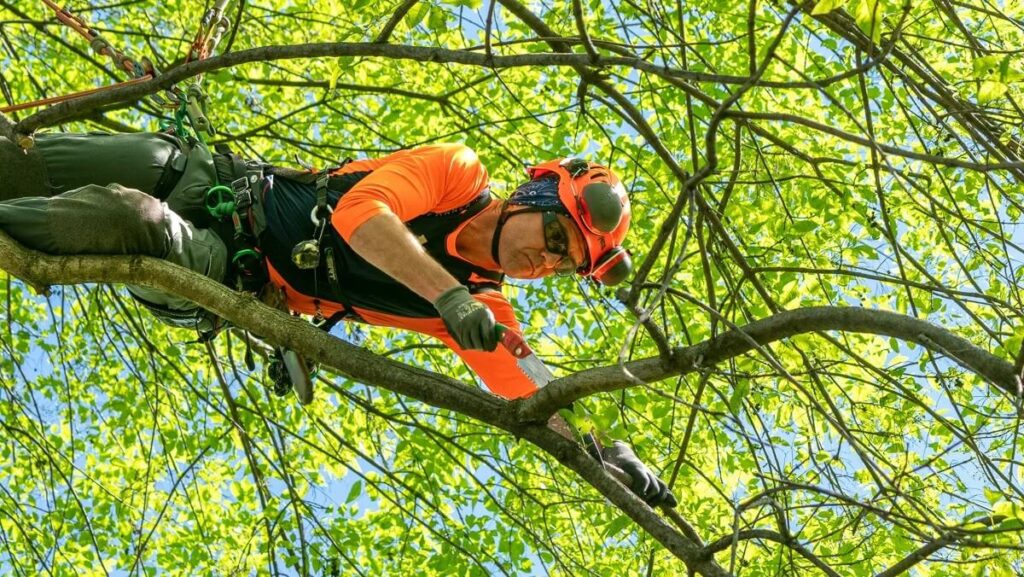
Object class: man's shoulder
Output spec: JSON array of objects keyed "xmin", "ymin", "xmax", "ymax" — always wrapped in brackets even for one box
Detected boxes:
[
  {"xmin": 407, "ymin": 142, "xmax": 482, "ymax": 167},
  {"xmin": 398, "ymin": 143, "xmax": 489, "ymax": 190}
]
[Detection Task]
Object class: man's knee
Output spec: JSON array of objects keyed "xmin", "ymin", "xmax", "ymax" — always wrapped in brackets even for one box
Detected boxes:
[
  {"xmin": 47, "ymin": 184, "xmax": 169, "ymax": 256},
  {"xmin": 0, "ymin": 183, "xmax": 228, "ymax": 272},
  {"xmin": 46, "ymin": 181, "xmax": 228, "ymax": 283},
  {"xmin": 163, "ymin": 208, "xmax": 228, "ymax": 281}
]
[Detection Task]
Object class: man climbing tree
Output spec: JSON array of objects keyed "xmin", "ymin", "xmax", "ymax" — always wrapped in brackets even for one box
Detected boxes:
[
  {"xmin": 3, "ymin": 1, "xmax": 1024, "ymax": 575},
  {"xmin": 0, "ymin": 128, "xmax": 676, "ymax": 507}
]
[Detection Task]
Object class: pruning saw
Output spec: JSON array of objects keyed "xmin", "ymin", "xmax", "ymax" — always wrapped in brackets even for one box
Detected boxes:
[{"xmin": 497, "ymin": 324, "xmax": 554, "ymax": 388}]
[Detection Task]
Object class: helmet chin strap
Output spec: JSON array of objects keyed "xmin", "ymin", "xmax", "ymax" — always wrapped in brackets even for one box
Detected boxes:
[{"xmin": 490, "ymin": 201, "xmax": 512, "ymax": 267}]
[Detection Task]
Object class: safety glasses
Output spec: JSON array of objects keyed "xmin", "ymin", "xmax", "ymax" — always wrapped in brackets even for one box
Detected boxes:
[{"xmin": 542, "ymin": 212, "xmax": 583, "ymax": 275}]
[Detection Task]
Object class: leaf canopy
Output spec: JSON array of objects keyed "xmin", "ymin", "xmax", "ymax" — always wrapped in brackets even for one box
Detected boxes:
[{"xmin": 0, "ymin": 0, "xmax": 1023, "ymax": 575}]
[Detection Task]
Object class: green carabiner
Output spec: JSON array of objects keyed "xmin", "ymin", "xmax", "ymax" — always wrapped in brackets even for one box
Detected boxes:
[
  {"xmin": 232, "ymin": 248, "xmax": 260, "ymax": 264},
  {"xmin": 205, "ymin": 185, "xmax": 235, "ymax": 219}
]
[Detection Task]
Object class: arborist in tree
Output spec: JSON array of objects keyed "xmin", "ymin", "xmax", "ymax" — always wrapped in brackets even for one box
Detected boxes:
[{"xmin": 0, "ymin": 130, "xmax": 676, "ymax": 507}]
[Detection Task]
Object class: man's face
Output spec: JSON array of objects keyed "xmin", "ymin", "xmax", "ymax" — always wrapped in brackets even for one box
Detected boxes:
[{"xmin": 497, "ymin": 211, "xmax": 587, "ymax": 279}]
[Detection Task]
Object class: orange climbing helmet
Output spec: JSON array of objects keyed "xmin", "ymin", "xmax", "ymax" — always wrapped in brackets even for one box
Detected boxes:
[{"xmin": 525, "ymin": 158, "xmax": 632, "ymax": 285}]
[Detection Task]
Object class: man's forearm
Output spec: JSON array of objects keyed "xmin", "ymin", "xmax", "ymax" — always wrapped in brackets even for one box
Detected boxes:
[{"xmin": 346, "ymin": 212, "xmax": 461, "ymax": 302}]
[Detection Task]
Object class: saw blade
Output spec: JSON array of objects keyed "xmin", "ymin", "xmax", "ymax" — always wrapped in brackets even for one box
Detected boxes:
[{"xmin": 499, "ymin": 327, "xmax": 555, "ymax": 388}]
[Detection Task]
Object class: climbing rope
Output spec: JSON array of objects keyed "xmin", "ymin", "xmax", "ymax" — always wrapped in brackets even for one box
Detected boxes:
[
  {"xmin": 1, "ymin": 0, "xmax": 228, "ymax": 142},
  {"xmin": 40, "ymin": 0, "xmax": 154, "ymax": 79},
  {"xmin": 187, "ymin": 0, "xmax": 232, "ymax": 65},
  {"xmin": 0, "ymin": 76, "xmax": 153, "ymax": 114},
  {"xmin": 0, "ymin": 1, "xmax": 155, "ymax": 114}
]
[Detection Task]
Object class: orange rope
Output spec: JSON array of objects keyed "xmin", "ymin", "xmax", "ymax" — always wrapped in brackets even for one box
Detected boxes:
[
  {"xmin": 40, "ymin": 0, "xmax": 95, "ymax": 42},
  {"xmin": 0, "ymin": 1, "xmax": 154, "ymax": 114},
  {"xmin": 0, "ymin": 74, "xmax": 152, "ymax": 113},
  {"xmin": 40, "ymin": 0, "xmax": 143, "ymax": 77}
]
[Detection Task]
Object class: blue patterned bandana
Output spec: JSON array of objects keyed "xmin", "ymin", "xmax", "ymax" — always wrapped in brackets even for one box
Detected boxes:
[{"xmin": 507, "ymin": 176, "xmax": 563, "ymax": 209}]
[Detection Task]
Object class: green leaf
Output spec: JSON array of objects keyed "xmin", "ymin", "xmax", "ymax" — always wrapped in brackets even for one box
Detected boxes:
[
  {"xmin": 999, "ymin": 54, "xmax": 1011, "ymax": 82},
  {"xmin": 328, "ymin": 65, "xmax": 342, "ymax": 91},
  {"xmin": 728, "ymin": 379, "xmax": 751, "ymax": 416},
  {"xmin": 404, "ymin": 3, "xmax": 431, "ymax": 29},
  {"xmin": 854, "ymin": 0, "xmax": 882, "ymax": 43},
  {"xmin": 428, "ymin": 6, "xmax": 448, "ymax": 32},
  {"xmin": 345, "ymin": 480, "xmax": 363, "ymax": 503},
  {"xmin": 791, "ymin": 220, "xmax": 819, "ymax": 234},
  {"xmin": 972, "ymin": 55, "xmax": 1004, "ymax": 78},
  {"xmin": 811, "ymin": 0, "xmax": 843, "ymax": 15},
  {"xmin": 603, "ymin": 514, "xmax": 632, "ymax": 538},
  {"xmin": 978, "ymin": 80, "xmax": 1008, "ymax": 104},
  {"xmin": 984, "ymin": 488, "xmax": 1003, "ymax": 505},
  {"xmin": 997, "ymin": 518, "xmax": 1024, "ymax": 532}
]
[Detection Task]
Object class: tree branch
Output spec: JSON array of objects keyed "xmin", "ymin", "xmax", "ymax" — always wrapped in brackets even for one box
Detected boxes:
[{"xmin": 518, "ymin": 306, "xmax": 1017, "ymax": 420}]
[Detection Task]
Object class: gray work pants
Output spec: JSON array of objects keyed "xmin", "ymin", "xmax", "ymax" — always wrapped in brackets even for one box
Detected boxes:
[{"xmin": 0, "ymin": 132, "xmax": 228, "ymax": 331}]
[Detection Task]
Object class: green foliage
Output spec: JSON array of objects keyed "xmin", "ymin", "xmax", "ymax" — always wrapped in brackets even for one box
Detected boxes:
[{"xmin": 1, "ymin": 0, "xmax": 1024, "ymax": 575}]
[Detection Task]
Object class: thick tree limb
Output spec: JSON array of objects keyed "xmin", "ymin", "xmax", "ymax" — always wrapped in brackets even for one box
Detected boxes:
[
  {"xmin": 0, "ymin": 231, "xmax": 505, "ymax": 422},
  {"xmin": 15, "ymin": 41, "xmax": 729, "ymax": 134},
  {"xmin": 5, "ymin": 40, "xmax": 1021, "ymax": 175},
  {"xmin": 0, "ymin": 231, "xmax": 733, "ymax": 575}
]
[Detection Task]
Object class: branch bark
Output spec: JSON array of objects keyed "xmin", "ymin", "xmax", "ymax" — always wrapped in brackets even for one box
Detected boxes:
[{"xmin": 518, "ymin": 306, "xmax": 1017, "ymax": 421}]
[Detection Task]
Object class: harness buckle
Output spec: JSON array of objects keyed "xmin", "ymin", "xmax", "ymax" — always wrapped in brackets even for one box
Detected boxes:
[{"xmin": 233, "ymin": 182, "xmax": 253, "ymax": 211}]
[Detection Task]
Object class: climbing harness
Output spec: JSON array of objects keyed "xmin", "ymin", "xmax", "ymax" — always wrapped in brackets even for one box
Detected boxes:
[
  {"xmin": 203, "ymin": 145, "xmax": 319, "ymax": 404},
  {"xmin": 290, "ymin": 172, "xmax": 333, "ymax": 270},
  {"xmin": 208, "ymin": 144, "xmax": 270, "ymax": 293}
]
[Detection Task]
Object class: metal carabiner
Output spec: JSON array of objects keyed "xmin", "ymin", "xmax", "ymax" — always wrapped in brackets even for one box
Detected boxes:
[{"xmin": 309, "ymin": 204, "xmax": 334, "ymax": 227}]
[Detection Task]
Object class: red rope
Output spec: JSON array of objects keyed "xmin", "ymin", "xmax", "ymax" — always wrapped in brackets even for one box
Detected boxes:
[
  {"xmin": 1, "ymin": 1, "xmax": 153, "ymax": 114},
  {"xmin": 3, "ymin": 2, "xmax": 225, "ymax": 117},
  {"xmin": 0, "ymin": 75, "xmax": 152, "ymax": 113},
  {"xmin": 40, "ymin": 0, "xmax": 94, "ymax": 40}
]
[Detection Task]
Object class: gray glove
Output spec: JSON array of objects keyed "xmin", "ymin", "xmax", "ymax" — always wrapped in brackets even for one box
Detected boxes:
[
  {"xmin": 433, "ymin": 285, "xmax": 499, "ymax": 351},
  {"xmin": 602, "ymin": 441, "xmax": 678, "ymax": 508}
]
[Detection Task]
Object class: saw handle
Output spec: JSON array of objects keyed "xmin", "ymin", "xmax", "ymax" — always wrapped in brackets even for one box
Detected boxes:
[{"xmin": 495, "ymin": 324, "xmax": 532, "ymax": 359}]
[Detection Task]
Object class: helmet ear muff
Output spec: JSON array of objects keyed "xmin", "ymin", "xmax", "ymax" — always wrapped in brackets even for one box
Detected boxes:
[
  {"xmin": 581, "ymin": 182, "xmax": 623, "ymax": 233},
  {"xmin": 591, "ymin": 246, "xmax": 632, "ymax": 286},
  {"xmin": 527, "ymin": 157, "xmax": 631, "ymax": 281}
]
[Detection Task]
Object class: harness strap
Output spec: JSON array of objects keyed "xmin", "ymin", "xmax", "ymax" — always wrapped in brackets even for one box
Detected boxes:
[
  {"xmin": 209, "ymin": 145, "xmax": 270, "ymax": 292},
  {"xmin": 491, "ymin": 201, "xmax": 511, "ymax": 266},
  {"xmin": 315, "ymin": 171, "xmax": 330, "ymax": 221}
]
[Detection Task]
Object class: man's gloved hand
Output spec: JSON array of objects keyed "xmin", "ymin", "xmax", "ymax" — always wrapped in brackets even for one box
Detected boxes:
[
  {"xmin": 433, "ymin": 285, "xmax": 499, "ymax": 351},
  {"xmin": 602, "ymin": 441, "xmax": 678, "ymax": 508}
]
